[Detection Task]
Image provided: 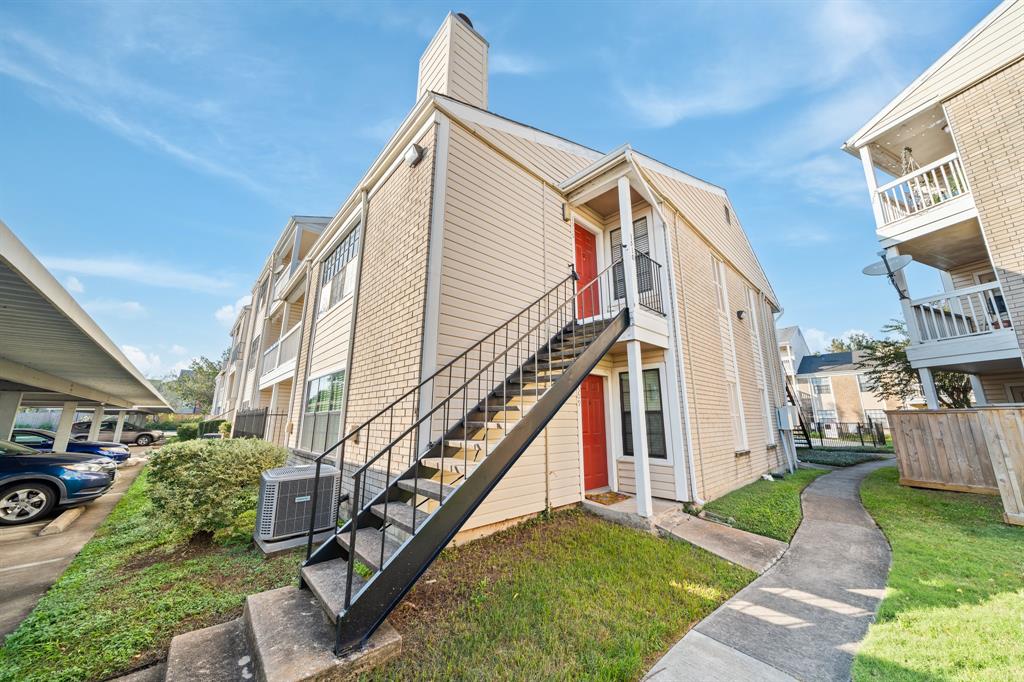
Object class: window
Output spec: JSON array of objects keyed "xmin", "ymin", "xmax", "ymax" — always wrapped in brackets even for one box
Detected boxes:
[
  {"xmin": 857, "ymin": 374, "xmax": 872, "ymax": 392},
  {"xmin": 815, "ymin": 409, "xmax": 837, "ymax": 423},
  {"xmin": 318, "ymin": 227, "xmax": 360, "ymax": 315},
  {"xmin": 13, "ymin": 432, "xmax": 51, "ymax": 446},
  {"xmin": 619, "ymin": 369, "xmax": 667, "ymax": 459},
  {"xmin": 610, "ymin": 217, "xmax": 651, "ymax": 299},
  {"xmin": 724, "ymin": 204, "xmax": 731, "ymax": 224},
  {"xmin": 248, "ymin": 335, "xmax": 261, "ymax": 371},
  {"xmin": 299, "ymin": 371, "xmax": 346, "ymax": 453},
  {"xmin": 811, "ymin": 377, "xmax": 831, "ymax": 395},
  {"xmin": 746, "ymin": 287, "xmax": 775, "ymax": 446},
  {"xmin": 254, "ymin": 280, "xmax": 268, "ymax": 311},
  {"xmin": 711, "ymin": 256, "xmax": 727, "ymax": 314}
]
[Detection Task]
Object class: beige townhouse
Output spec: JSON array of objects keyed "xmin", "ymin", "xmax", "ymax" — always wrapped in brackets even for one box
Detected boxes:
[
  {"xmin": 844, "ymin": 0, "xmax": 1024, "ymax": 408},
  {"xmin": 213, "ymin": 12, "xmax": 794, "ymax": 655}
]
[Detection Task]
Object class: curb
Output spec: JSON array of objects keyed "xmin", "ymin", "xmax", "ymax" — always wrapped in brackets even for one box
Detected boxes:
[{"xmin": 38, "ymin": 506, "xmax": 84, "ymax": 536}]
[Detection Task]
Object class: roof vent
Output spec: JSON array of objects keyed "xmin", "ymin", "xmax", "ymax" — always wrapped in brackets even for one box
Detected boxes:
[{"xmin": 455, "ymin": 13, "xmax": 473, "ymax": 28}]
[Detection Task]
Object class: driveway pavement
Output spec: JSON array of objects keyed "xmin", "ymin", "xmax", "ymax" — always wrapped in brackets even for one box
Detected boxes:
[
  {"xmin": 646, "ymin": 460, "xmax": 894, "ymax": 681},
  {"xmin": 0, "ymin": 452, "xmax": 148, "ymax": 640}
]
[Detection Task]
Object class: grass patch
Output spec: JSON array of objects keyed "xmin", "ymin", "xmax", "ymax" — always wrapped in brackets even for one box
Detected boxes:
[
  {"xmin": 0, "ymin": 470, "xmax": 300, "ymax": 682},
  {"xmin": 362, "ymin": 508, "xmax": 754, "ymax": 681},
  {"xmin": 854, "ymin": 467, "xmax": 1024, "ymax": 681},
  {"xmin": 702, "ymin": 468, "xmax": 828, "ymax": 542},
  {"xmin": 798, "ymin": 449, "xmax": 889, "ymax": 467}
]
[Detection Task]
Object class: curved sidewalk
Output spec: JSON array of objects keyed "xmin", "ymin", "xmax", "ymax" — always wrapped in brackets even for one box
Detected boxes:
[{"xmin": 646, "ymin": 460, "xmax": 894, "ymax": 682}]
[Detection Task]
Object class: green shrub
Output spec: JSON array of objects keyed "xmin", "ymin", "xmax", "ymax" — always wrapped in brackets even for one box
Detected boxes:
[
  {"xmin": 147, "ymin": 439, "xmax": 286, "ymax": 543},
  {"xmin": 212, "ymin": 508, "xmax": 258, "ymax": 545},
  {"xmin": 219, "ymin": 421, "xmax": 232, "ymax": 437},
  {"xmin": 175, "ymin": 422, "xmax": 198, "ymax": 441}
]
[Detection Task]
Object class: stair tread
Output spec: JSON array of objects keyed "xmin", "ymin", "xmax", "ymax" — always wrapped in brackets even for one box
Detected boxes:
[
  {"xmin": 369, "ymin": 501, "xmax": 425, "ymax": 534},
  {"xmin": 420, "ymin": 456, "xmax": 481, "ymax": 474},
  {"xmin": 300, "ymin": 558, "xmax": 368, "ymax": 623},
  {"xmin": 337, "ymin": 527, "xmax": 402, "ymax": 572},
  {"xmin": 397, "ymin": 477, "xmax": 456, "ymax": 501},
  {"xmin": 165, "ymin": 618, "xmax": 251, "ymax": 682},
  {"xmin": 465, "ymin": 419, "xmax": 519, "ymax": 429}
]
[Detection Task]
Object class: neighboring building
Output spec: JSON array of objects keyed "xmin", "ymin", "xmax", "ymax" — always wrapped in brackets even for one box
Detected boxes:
[
  {"xmin": 218, "ymin": 12, "xmax": 793, "ymax": 531},
  {"xmin": 777, "ymin": 325, "xmax": 810, "ymax": 378},
  {"xmin": 793, "ymin": 351, "xmax": 905, "ymax": 426},
  {"xmin": 844, "ymin": 0, "xmax": 1024, "ymax": 408}
]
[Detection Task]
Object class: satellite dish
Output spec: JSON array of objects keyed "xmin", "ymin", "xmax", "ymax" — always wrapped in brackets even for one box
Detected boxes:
[{"xmin": 862, "ymin": 254, "xmax": 912, "ymax": 276}]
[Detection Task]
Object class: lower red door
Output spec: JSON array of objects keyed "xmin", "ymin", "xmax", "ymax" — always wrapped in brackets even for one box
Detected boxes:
[
  {"xmin": 581, "ymin": 375, "xmax": 609, "ymax": 490},
  {"xmin": 574, "ymin": 224, "xmax": 600, "ymax": 318}
]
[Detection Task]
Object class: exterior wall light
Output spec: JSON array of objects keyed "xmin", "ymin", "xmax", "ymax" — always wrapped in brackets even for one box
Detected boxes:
[
  {"xmin": 736, "ymin": 309, "xmax": 746, "ymax": 320},
  {"xmin": 404, "ymin": 143, "xmax": 425, "ymax": 167}
]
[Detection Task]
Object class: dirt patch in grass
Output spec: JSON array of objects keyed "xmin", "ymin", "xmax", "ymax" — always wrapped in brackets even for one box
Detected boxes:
[
  {"xmin": 119, "ymin": 533, "xmax": 219, "ymax": 573},
  {"xmin": 585, "ymin": 490, "xmax": 630, "ymax": 505},
  {"xmin": 368, "ymin": 508, "xmax": 754, "ymax": 681}
]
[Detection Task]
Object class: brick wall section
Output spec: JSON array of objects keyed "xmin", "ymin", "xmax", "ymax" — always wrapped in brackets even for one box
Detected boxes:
[
  {"xmin": 945, "ymin": 59, "xmax": 1024, "ymax": 359},
  {"xmin": 344, "ymin": 127, "xmax": 436, "ymax": 461}
]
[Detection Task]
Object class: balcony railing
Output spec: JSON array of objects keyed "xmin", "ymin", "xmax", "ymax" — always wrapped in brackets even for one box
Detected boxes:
[
  {"xmin": 877, "ymin": 153, "xmax": 969, "ymax": 225},
  {"xmin": 272, "ymin": 261, "xmax": 297, "ymax": 301},
  {"xmin": 260, "ymin": 322, "xmax": 302, "ymax": 377},
  {"xmin": 635, "ymin": 252, "xmax": 665, "ymax": 315},
  {"xmin": 910, "ymin": 281, "xmax": 1011, "ymax": 343}
]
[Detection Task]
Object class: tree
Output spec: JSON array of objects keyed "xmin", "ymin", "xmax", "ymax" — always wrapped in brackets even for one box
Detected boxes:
[
  {"xmin": 857, "ymin": 320, "xmax": 973, "ymax": 408},
  {"xmin": 827, "ymin": 332, "xmax": 875, "ymax": 353},
  {"xmin": 166, "ymin": 355, "xmax": 223, "ymax": 414}
]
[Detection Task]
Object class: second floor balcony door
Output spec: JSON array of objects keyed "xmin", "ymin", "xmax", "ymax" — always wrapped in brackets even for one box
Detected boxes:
[{"xmin": 575, "ymin": 223, "xmax": 600, "ymax": 319}]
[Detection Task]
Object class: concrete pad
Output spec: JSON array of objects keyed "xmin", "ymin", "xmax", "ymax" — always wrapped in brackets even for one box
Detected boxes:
[
  {"xmin": 647, "ymin": 460, "xmax": 895, "ymax": 682},
  {"xmin": 244, "ymin": 586, "xmax": 401, "ymax": 681},
  {"xmin": 582, "ymin": 495, "xmax": 677, "ymax": 533},
  {"xmin": 656, "ymin": 510, "xmax": 788, "ymax": 574},
  {"xmin": 38, "ymin": 506, "xmax": 84, "ymax": 536},
  {"xmin": 644, "ymin": 630, "xmax": 797, "ymax": 682},
  {"xmin": 111, "ymin": 663, "xmax": 163, "ymax": 682},
  {"xmin": 165, "ymin": 619, "xmax": 253, "ymax": 682}
]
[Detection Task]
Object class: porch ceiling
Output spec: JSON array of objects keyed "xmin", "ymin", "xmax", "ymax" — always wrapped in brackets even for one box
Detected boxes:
[
  {"xmin": 867, "ymin": 106, "xmax": 956, "ymax": 178},
  {"xmin": 585, "ymin": 186, "xmax": 646, "ymax": 220},
  {"xmin": 900, "ymin": 218, "xmax": 987, "ymax": 270}
]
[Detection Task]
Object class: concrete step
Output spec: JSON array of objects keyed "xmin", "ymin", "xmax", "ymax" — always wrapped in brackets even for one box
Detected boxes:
[
  {"xmin": 397, "ymin": 477, "xmax": 456, "ymax": 502},
  {"xmin": 300, "ymin": 558, "xmax": 367, "ymax": 623},
  {"xmin": 336, "ymin": 527, "xmax": 401, "ymax": 572},
  {"xmin": 244, "ymin": 586, "xmax": 401, "ymax": 682},
  {"xmin": 369, "ymin": 501, "xmax": 424, "ymax": 534},
  {"xmin": 165, "ymin": 619, "xmax": 253, "ymax": 682}
]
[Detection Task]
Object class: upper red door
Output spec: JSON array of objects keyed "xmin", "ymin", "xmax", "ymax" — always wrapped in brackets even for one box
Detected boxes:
[
  {"xmin": 574, "ymin": 224, "xmax": 600, "ymax": 318},
  {"xmin": 581, "ymin": 375, "xmax": 609, "ymax": 491}
]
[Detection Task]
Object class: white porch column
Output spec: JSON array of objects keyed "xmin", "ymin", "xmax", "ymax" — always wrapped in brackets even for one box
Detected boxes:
[
  {"xmin": 112, "ymin": 411, "xmax": 127, "ymax": 443},
  {"xmin": 53, "ymin": 401, "xmax": 79, "ymax": 452},
  {"xmin": 859, "ymin": 145, "xmax": 886, "ymax": 227},
  {"xmin": 919, "ymin": 368, "xmax": 940, "ymax": 409},
  {"xmin": 617, "ymin": 176, "xmax": 654, "ymax": 518},
  {"xmin": 0, "ymin": 391, "xmax": 23, "ymax": 441},
  {"xmin": 87, "ymin": 406, "xmax": 104, "ymax": 441},
  {"xmin": 970, "ymin": 375, "xmax": 987, "ymax": 406}
]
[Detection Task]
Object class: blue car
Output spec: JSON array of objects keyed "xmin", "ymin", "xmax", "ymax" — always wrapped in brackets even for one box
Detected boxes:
[
  {"xmin": 11, "ymin": 428, "xmax": 131, "ymax": 463},
  {"xmin": 0, "ymin": 439, "xmax": 117, "ymax": 526}
]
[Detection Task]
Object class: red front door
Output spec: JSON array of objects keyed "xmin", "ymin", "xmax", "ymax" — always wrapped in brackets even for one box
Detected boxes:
[
  {"xmin": 581, "ymin": 375, "xmax": 609, "ymax": 490},
  {"xmin": 574, "ymin": 224, "xmax": 600, "ymax": 318}
]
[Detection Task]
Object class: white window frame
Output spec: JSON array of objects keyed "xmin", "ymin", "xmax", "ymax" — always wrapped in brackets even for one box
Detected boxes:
[
  {"xmin": 609, "ymin": 361, "xmax": 676, "ymax": 468},
  {"xmin": 317, "ymin": 222, "xmax": 360, "ymax": 319},
  {"xmin": 746, "ymin": 287, "xmax": 775, "ymax": 446},
  {"xmin": 713, "ymin": 256, "xmax": 748, "ymax": 451}
]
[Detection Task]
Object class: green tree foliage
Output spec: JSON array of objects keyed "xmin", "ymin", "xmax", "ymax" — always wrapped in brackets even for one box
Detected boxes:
[
  {"xmin": 165, "ymin": 353, "xmax": 224, "ymax": 413},
  {"xmin": 827, "ymin": 332, "xmax": 875, "ymax": 353},
  {"xmin": 858, "ymin": 320, "xmax": 973, "ymax": 408}
]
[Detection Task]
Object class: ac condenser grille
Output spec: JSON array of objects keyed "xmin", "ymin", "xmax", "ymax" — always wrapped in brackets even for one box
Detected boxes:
[{"xmin": 257, "ymin": 465, "xmax": 339, "ymax": 542}]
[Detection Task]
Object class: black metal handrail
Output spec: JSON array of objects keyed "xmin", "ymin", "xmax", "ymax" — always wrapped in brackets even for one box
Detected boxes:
[
  {"xmin": 635, "ymin": 251, "xmax": 665, "ymax": 315},
  {"xmin": 303, "ymin": 269, "xmax": 577, "ymax": 558},
  {"xmin": 334, "ymin": 259, "xmax": 626, "ymax": 612}
]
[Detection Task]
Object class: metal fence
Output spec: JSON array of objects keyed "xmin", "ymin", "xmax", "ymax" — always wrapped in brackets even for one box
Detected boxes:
[
  {"xmin": 234, "ymin": 407, "xmax": 289, "ymax": 445},
  {"xmin": 802, "ymin": 421, "xmax": 892, "ymax": 449}
]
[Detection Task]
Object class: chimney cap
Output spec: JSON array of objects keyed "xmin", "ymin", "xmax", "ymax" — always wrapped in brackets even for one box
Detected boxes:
[{"xmin": 455, "ymin": 12, "xmax": 473, "ymax": 28}]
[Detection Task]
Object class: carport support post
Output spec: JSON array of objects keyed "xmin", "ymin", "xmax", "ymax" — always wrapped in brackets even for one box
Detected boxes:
[
  {"xmin": 0, "ymin": 391, "xmax": 22, "ymax": 440},
  {"xmin": 970, "ymin": 375, "xmax": 987, "ymax": 406},
  {"xmin": 87, "ymin": 405, "xmax": 104, "ymax": 441},
  {"xmin": 53, "ymin": 401, "xmax": 78, "ymax": 452},
  {"xmin": 112, "ymin": 411, "xmax": 126, "ymax": 443}
]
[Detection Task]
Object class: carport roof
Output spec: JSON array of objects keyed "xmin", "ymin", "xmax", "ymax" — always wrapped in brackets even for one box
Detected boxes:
[{"xmin": 0, "ymin": 220, "xmax": 172, "ymax": 410}]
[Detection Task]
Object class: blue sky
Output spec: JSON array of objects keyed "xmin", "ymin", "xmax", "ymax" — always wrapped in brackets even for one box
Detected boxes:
[{"xmin": 0, "ymin": 0, "xmax": 996, "ymax": 376}]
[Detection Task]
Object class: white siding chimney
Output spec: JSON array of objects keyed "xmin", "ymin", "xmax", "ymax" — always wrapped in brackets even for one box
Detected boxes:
[{"xmin": 417, "ymin": 13, "xmax": 488, "ymax": 109}]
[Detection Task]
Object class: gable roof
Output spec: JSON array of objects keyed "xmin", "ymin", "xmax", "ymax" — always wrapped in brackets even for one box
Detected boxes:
[
  {"xmin": 777, "ymin": 325, "xmax": 800, "ymax": 344},
  {"xmin": 846, "ymin": 0, "xmax": 1024, "ymax": 148},
  {"xmin": 797, "ymin": 351, "xmax": 855, "ymax": 375}
]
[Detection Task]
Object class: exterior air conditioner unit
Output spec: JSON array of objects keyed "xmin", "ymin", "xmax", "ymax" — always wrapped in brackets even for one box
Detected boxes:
[
  {"xmin": 776, "ymin": 405, "xmax": 799, "ymax": 431},
  {"xmin": 256, "ymin": 464, "xmax": 340, "ymax": 543}
]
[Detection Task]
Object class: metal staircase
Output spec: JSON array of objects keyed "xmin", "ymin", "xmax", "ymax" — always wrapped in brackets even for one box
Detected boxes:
[{"xmin": 300, "ymin": 261, "xmax": 628, "ymax": 654}]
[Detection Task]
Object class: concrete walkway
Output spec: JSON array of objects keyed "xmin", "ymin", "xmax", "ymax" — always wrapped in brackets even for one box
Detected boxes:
[
  {"xmin": 646, "ymin": 460, "xmax": 894, "ymax": 682},
  {"xmin": 656, "ymin": 510, "xmax": 788, "ymax": 574}
]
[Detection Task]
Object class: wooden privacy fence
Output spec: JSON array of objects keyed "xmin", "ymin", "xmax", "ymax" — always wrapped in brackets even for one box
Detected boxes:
[{"xmin": 888, "ymin": 408, "xmax": 1024, "ymax": 526}]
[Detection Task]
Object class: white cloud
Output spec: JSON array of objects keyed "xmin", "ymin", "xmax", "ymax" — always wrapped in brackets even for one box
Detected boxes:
[
  {"xmin": 43, "ymin": 255, "xmax": 231, "ymax": 293},
  {"xmin": 490, "ymin": 52, "xmax": 544, "ymax": 76},
  {"xmin": 803, "ymin": 328, "xmax": 831, "ymax": 353},
  {"xmin": 83, "ymin": 298, "xmax": 147, "ymax": 318},
  {"xmin": 169, "ymin": 344, "xmax": 187, "ymax": 355},
  {"xmin": 121, "ymin": 344, "xmax": 194, "ymax": 378},
  {"xmin": 64, "ymin": 275, "xmax": 84, "ymax": 293},
  {"xmin": 215, "ymin": 295, "xmax": 251, "ymax": 326}
]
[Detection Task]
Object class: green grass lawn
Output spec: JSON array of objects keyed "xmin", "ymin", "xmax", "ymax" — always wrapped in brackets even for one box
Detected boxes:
[
  {"xmin": 362, "ymin": 508, "xmax": 754, "ymax": 681},
  {"xmin": 798, "ymin": 449, "xmax": 890, "ymax": 467},
  {"xmin": 855, "ymin": 467, "xmax": 1024, "ymax": 681},
  {"xmin": 0, "ymin": 470, "xmax": 300, "ymax": 682},
  {"xmin": 701, "ymin": 468, "xmax": 829, "ymax": 542}
]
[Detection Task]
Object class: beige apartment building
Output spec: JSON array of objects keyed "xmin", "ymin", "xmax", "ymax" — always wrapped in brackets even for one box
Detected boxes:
[
  {"xmin": 215, "ymin": 13, "xmax": 794, "ymax": 542},
  {"xmin": 844, "ymin": 0, "xmax": 1024, "ymax": 408}
]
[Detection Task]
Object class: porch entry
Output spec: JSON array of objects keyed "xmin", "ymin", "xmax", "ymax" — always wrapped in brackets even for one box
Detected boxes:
[
  {"xmin": 581, "ymin": 374, "xmax": 609, "ymax": 490},
  {"xmin": 574, "ymin": 223, "xmax": 600, "ymax": 318}
]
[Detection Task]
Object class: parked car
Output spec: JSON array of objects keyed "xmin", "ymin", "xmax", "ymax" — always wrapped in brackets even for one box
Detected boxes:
[
  {"xmin": 0, "ymin": 439, "xmax": 117, "ymax": 526},
  {"xmin": 71, "ymin": 418, "xmax": 164, "ymax": 446},
  {"xmin": 10, "ymin": 428, "xmax": 131, "ymax": 463}
]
